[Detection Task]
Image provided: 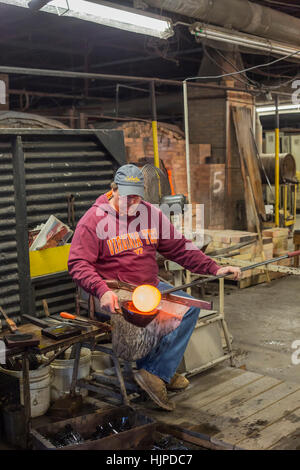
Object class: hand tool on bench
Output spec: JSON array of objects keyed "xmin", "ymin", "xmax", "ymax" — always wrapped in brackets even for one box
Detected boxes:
[
  {"xmin": 0, "ymin": 306, "xmax": 40, "ymax": 348},
  {"xmin": 23, "ymin": 313, "xmax": 90, "ymax": 332},
  {"xmin": 59, "ymin": 312, "xmax": 112, "ymax": 331},
  {"xmin": 42, "ymin": 299, "xmax": 50, "ymax": 317},
  {"xmin": 23, "ymin": 314, "xmax": 61, "ymax": 327},
  {"xmin": 22, "ymin": 313, "xmax": 82, "ymax": 340},
  {"xmin": 49, "ymin": 317, "xmax": 93, "ymax": 331},
  {"xmin": 132, "ymin": 250, "xmax": 300, "ymax": 312}
]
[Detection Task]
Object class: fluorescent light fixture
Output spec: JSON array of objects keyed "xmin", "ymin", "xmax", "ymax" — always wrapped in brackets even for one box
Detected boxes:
[
  {"xmin": 0, "ymin": 0, "xmax": 174, "ymax": 39},
  {"xmin": 190, "ymin": 23, "xmax": 300, "ymax": 61},
  {"xmin": 256, "ymin": 104, "xmax": 300, "ymax": 115}
]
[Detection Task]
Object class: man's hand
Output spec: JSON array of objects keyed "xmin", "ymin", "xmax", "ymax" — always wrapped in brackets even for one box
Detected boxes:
[
  {"xmin": 100, "ymin": 290, "xmax": 120, "ymax": 314},
  {"xmin": 216, "ymin": 266, "xmax": 241, "ymax": 280}
]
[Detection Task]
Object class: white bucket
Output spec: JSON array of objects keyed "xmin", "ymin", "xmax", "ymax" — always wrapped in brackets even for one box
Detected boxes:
[
  {"xmin": 91, "ymin": 350, "xmax": 112, "ymax": 372},
  {"xmin": 0, "ymin": 365, "xmax": 51, "ymax": 418},
  {"xmin": 44, "ymin": 347, "xmax": 91, "ymax": 401}
]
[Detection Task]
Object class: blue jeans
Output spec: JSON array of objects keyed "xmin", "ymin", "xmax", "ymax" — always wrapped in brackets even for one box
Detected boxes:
[{"xmin": 136, "ymin": 281, "xmax": 200, "ymax": 383}]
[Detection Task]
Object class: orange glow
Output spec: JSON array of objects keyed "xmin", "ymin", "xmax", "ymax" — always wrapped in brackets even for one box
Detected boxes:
[
  {"xmin": 132, "ymin": 285, "xmax": 161, "ymax": 312},
  {"xmin": 125, "ymin": 301, "xmax": 157, "ymax": 316}
]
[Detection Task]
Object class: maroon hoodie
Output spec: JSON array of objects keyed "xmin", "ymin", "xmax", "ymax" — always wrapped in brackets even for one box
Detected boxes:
[{"xmin": 68, "ymin": 192, "xmax": 220, "ymax": 298}]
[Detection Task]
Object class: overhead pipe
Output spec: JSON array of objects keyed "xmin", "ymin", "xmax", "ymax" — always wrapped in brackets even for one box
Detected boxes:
[
  {"xmin": 8, "ymin": 88, "xmax": 107, "ymax": 102},
  {"xmin": 190, "ymin": 24, "xmax": 300, "ymax": 63},
  {"xmin": 0, "ymin": 65, "xmax": 293, "ymax": 98},
  {"xmin": 146, "ymin": 0, "xmax": 300, "ymax": 47}
]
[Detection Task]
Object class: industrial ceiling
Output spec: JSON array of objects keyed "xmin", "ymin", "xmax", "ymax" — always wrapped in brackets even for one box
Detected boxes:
[{"xmin": 0, "ymin": 0, "xmax": 300, "ymax": 120}]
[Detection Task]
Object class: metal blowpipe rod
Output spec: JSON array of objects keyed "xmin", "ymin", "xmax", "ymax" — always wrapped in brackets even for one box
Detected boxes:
[{"xmin": 162, "ymin": 250, "xmax": 300, "ymax": 295}]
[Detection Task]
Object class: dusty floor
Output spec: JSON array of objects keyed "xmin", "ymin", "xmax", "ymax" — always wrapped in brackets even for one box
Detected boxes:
[{"xmin": 214, "ymin": 216, "xmax": 300, "ymax": 383}]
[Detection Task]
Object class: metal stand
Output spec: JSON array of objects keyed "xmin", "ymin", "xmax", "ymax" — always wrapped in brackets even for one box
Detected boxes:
[
  {"xmin": 78, "ymin": 344, "xmax": 140, "ymax": 406},
  {"xmin": 22, "ymin": 351, "xmax": 31, "ymax": 449},
  {"xmin": 165, "ymin": 267, "xmax": 234, "ymax": 376}
]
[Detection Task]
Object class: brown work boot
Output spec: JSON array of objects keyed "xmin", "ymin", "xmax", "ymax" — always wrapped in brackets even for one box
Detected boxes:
[
  {"xmin": 166, "ymin": 373, "xmax": 190, "ymax": 391},
  {"xmin": 134, "ymin": 369, "xmax": 175, "ymax": 411}
]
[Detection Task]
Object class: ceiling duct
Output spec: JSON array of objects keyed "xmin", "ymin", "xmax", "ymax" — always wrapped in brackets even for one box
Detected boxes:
[{"xmin": 146, "ymin": 0, "xmax": 300, "ymax": 48}]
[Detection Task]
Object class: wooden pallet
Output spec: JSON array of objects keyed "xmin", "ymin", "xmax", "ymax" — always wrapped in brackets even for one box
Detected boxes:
[
  {"xmin": 226, "ymin": 271, "xmax": 286, "ymax": 289},
  {"xmin": 138, "ymin": 366, "xmax": 300, "ymax": 450}
]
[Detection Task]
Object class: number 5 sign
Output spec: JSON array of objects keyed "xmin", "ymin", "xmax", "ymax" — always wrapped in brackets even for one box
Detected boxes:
[
  {"xmin": 212, "ymin": 171, "xmax": 224, "ymax": 194},
  {"xmin": 209, "ymin": 165, "xmax": 225, "ymax": 228}
]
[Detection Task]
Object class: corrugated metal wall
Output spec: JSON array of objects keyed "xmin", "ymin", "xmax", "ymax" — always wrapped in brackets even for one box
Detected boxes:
[
  {"xmin": 0, "ymin": 130, "xmax": 125, "ymax": 324},
  {"xmin": 0, "ymin": 140, "xmax": 20, "ymax": 324}
]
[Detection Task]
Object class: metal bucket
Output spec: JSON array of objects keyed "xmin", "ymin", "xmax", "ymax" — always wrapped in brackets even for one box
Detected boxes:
[
  {"xmin": 44, "ymin": 347, "xmax": 91, "ymax": 401},
  {"xmin": 0, "ymin": 365, "xmax": 51, "ymax": 418},
  {"xmin": 2, "ymin": 404, "xmax": 26, "ymax": 448}
]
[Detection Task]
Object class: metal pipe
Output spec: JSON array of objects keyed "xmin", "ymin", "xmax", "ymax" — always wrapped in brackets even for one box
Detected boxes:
[
  {"xmin": 146, "ymin": 0, "xmax": 300, "ymax": 47},
  {"xmin": 190, "ymin": 24, "xmax": 300, "ymax": 63},
  {"xmin": 275, "ymin": 95, "xmax": 280, "ymax": 226},
  {"xmin": 219, "ymin": 278, "xmax": 224, "ymax": 316},
  {"xmin": 161, "ymin": 249, "xmax": 300, "ymax": 295},
  {"xmin": 8, "ymin": 88, "xmax": 106, "ymax": 102},
  {"xmin": 0, "ymin": 64, "xmax": 294, "ymax": 100},
  {"xmin": 0, "ymin": 64, "xmax": 251, "ymax": 92},
  {"xmin": 183, "ymin": 80, "xmax": 192, "ymax": 203},
  {"xmin": 150, "ymin": 81, "xmax": 160, "ymax": 169}
]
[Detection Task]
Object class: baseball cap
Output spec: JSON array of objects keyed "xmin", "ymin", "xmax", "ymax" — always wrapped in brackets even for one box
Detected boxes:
[{"xmin": 114, "ymin": 164, "xmax": 144, "ymax": 198}]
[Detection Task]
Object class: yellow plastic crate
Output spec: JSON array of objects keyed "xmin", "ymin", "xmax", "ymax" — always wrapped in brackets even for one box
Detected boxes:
[{"xmin": 29, "ymin": 244, "xmax": 71, "ymax": 278}]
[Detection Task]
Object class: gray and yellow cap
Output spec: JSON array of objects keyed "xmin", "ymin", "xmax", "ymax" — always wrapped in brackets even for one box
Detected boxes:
[{"xmin": 114, "ymin": 164, "xmax": 144, "ymax": 198}]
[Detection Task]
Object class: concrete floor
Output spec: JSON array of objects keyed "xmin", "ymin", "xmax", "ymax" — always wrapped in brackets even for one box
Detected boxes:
[
  {"xmin": 218, "ymin": 216, "xmax": 300, "ymax": 383},
  {"xmin": 222, "ymin": 275, "xmax": 300, "ymax": 383}
]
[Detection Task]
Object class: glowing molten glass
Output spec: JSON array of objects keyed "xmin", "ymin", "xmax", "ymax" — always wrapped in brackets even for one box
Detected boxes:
[{"xmin": 132, "ymin": 285, "xmax": 161, "ymax": 313}]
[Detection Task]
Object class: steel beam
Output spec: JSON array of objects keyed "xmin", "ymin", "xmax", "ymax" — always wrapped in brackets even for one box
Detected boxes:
[{"xmin": 11, "ymin": 135, "xmax": 35, "ymax": 318}]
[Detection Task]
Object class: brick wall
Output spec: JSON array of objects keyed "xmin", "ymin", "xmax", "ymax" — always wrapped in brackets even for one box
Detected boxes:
[
  {"xmin": 110, "ymin": 121, "xmax": 188, "ymax": 197},
  {"xmin": 104, "ymin": 97, "xmax": 255, "ymax": 232}
]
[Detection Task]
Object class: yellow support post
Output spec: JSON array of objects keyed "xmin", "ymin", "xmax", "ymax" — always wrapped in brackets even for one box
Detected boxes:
[
  {"xmin": 152, "ymin": 120, "xmax": 160, "ymax": 169},
  {"xmin": 275, "ymin": 96, "xmax": 280, "ymax": 226},
  {"xmin": 150, "ymin": 81, "xmax": 160, "ymax": 169},
  {"xmin": 294, "ymin": 183, "xmax": 297, "ymax": 223},
  {"xmin": 284, "ymin": 184, "xmax": 287, "ymax": 226}
]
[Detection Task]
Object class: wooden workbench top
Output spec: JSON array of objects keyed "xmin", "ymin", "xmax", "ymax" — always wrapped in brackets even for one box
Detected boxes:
[{"xmin": 0, "ymin": 322, "xmax": 106, "ymax": 356}]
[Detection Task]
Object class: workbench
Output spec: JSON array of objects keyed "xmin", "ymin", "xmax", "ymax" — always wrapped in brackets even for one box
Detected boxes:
[{"xmin": 0, "ymin": 322, "xmax": 106, "ymax": 449}]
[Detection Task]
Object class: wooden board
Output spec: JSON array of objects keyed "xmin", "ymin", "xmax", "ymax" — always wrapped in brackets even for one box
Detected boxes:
[
  {"xmin": 214, "ymin": 388, "xmax": 300, "ymax": 448},
  {"xmin": 183, "ymin": 370, "xmax": 262, "ymax": 409},
  {"xmin": 138, "ymin": 367, "xmax": 300, "ymax": 450},
  {"xmin": 201, "ymin": 375, "xmax": 281, "ymax": 415},
  {"xmin": 237, "ymin": 271, "xmax": 286, "ymax": 289},
  {"xmin": 232, "ymin": 106, "xmax": 266, "ymax": 223},
  {"xmin": 216, "ymin": 381, "xmax": 300, "ymax": 423},
  {"xmin": 238, "ymin": 407, "xmax": 300, "ymax": 450}
]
